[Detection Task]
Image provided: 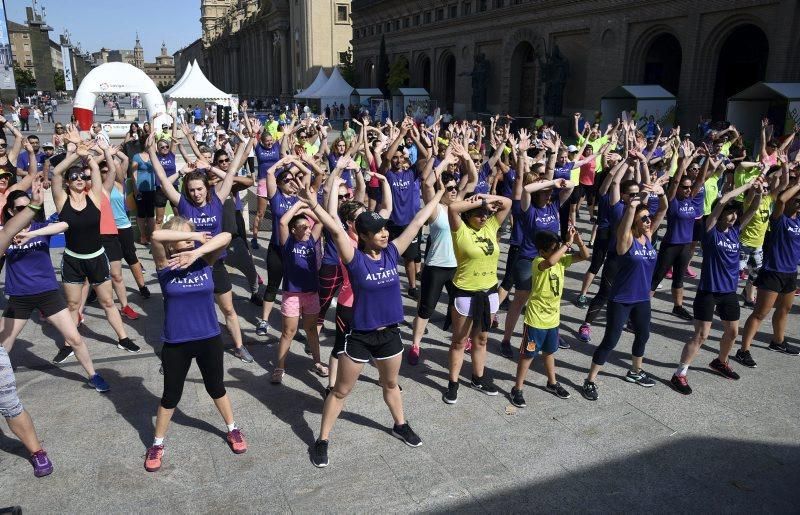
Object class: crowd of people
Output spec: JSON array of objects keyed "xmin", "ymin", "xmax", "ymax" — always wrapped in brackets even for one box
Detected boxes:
[{"xmin": 0, "ymin": 102, "xmax": 798, "ymax": 477}]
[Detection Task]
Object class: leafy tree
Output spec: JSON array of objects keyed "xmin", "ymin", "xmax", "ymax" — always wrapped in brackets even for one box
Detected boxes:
[
  {"xmin": 13, "ymin": 63, "xmax": 35, "ymax": 89},
  {"xmin": 339, "ymin": 47, "xmax": 358, "ymax": 87},
  {"xmin": 54, "ymin": 71, "xmax": 65, "ymax": 91},
  {"xmin": 386, "ymin": 56, "xmax": 410, "ymax": 91}
]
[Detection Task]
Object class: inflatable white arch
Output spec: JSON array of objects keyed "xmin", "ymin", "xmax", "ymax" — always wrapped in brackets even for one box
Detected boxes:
[{"xmin": 73, "ymin": 62, "xmax": 171, "ymax": 130}]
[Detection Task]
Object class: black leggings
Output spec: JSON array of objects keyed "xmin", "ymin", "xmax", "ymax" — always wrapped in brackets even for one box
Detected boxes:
[
  {"xmin": 160, "ymin": 335, "xmax": 226, "ymax": 409},
  {"xmin": 262, "ymin": 243, "xmax": 283, "ymax": 302},
  {"xmin": 318, "ymin": 263, "xmax": 344, "ymax": 322},
  {"xmin": 585, "ymin": 252, "xmax": 619, "ymax": 324},
  {"xmin": 592, "ymin": 300, "xmax": 651, "ymax": 366},
  {"xmin": 587, "ymin": 231, "xmax": 610, "ymax": 275},
  {"xmin": 118, "ymin": 227, "xmax": 140, "ymax": 266},
  {"xmin": 417, "ymin": 265, "xmax": 455, "ymax": 319},
  {"xmin": 650, "ymin": 242, "xmax": 691, "ymax": 291},
  {"xmin": 500, "ymin": 244, "xmax": 521, "ymax": 291}
]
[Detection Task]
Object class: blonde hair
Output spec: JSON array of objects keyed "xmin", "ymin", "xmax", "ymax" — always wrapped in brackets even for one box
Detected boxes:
[{"xmin": 161, "ymin": 216, "xmax": 196, "ymax": 257}]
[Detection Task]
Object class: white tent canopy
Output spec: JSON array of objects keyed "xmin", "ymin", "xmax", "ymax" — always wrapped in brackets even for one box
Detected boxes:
[
  {"xmin": 727, "ymin": 82, "xmax": 800, "ymax": 147},
  {"xmin": 294, "ymin": 68, "xmax": 329, "ymax": 99},
  {"xmin": 600, "ymin": 85, "xmax": 676, "ymax": 126},
  {"xmin": 165, "ymin": 60, "xmax": 230, "ymax": 103},
  {"xmin": 311, "ymin": 68, "xmax": 355, "ymax": 114},
  {"xmin": 164, "ymin": 61, "xmax": 193, "ymax": 96}
]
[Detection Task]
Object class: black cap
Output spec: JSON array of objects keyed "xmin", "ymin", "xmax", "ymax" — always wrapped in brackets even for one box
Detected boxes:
[{"xmin": 355, "ymin": 211, "xmax": 388, "ymax": 234}]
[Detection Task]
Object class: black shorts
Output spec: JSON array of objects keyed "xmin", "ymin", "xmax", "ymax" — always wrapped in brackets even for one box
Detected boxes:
[
  {"xmin": 344, "ymin": 325, "xmax": 403, "ymax": 363},
  {"xmin": 512, "ymin": 256, "xmax": 534, "ymax": 291},
  {"xmin": 691, "ymin": 216, "xmax": 706, "ymax": 243},
  {"xmin": 101, "ymin": 234, "xmax": 122, "ymax": 262},
  {"xmin": 61, "ymin": 252, "xmax": 110, "ymax": 285},
  {"xmin": 692, "ymin": 289, "xmax": 740, "ymax": 322},
  {"xmin": 154, "ymin": 187, "xmax": 169, "ymax": 209},
  {"xmin": 387, "ymin": 223, "xmax": 421, "ymax": 261},
  {"xmin": 578, "ymin": 183, "xmax": 596, "ymax": 205},
  {"xmin": 212, "ymin": 259, "xmax": 232, "ymax": 295},
  {"xmin": 367, "ymin": 185, "xmax": 382, "ymax": 202},
  {"xmin": 333, "ymin": 304, "xmax": 353, "ymax": 357},
  {"xmin": 754, "ymin": 269, "xmax": 798, "ymax": 295},
  {"xmin": 3, "ymin": 290, "xmax": 67, "ymax": 319},
  {"xmin": 135, "ymin": 190, "xmax": 155, "ymax": 218},
  {"xmin": 117, "ymin": 227, "xmax": 139, "ymax": 266}
]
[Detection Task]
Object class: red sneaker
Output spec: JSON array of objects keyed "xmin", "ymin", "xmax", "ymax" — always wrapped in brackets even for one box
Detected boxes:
[
  {"xmin": 120, "ymin": 305, "xmax": 141, "ymax": 320},
  {"xmin": 144, "ymin": 445, "xmax": 164, "ymax": 472},
  {"xmin": 407, "ymin": 344, "xmax": 421, "ymax": 366},
  {"xmin": 464, "ymin": 338, "xmax": 473, "ymax": 354},
  {"xmin": 227, "ymin": 428, "xmax": 247, "ymax": 454},
  {"xmin": 685, "ymin": 266, "xmax": 697, "ymax": 279},
  {"xmin": 665, "ymin": 268, "xmax": 673, "ymax": 279}
]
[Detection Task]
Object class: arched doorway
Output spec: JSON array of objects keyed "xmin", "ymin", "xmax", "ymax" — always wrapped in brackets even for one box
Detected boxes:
[
  {"xmin": 643, "ymin": 33, "xmax": 681, "ymax": 95},
  {"xmin": 509, "ymin": 42, "xmax": 536, "ymax": 116},
  {"xmin": 439, "ymin": 53, "xmax": 456, "ymax": 112},
  {"xmin": 362, "ymin": 60, "xmax": 375, "ymax": 87},
  {"xmin": 712, "ymin": 24, "xmax": 768, "ymax": 120},
  {"xmin": 420, "ymin": 56, "xmax": 431, "ymax": 92}
]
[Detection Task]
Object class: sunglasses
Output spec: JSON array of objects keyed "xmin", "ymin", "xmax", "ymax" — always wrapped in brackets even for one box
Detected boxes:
[
  {"xmin": 158, "ymin": 146, "xmax": 169, "ymax": 150},
  {"xmin": 639, "ymin": 215, "xmax": 652, "ymax": 224},
  {"xmin": 338, "ymin": 194, "xmax": 352, "ymax": 200},
  {"xmin": 0, "ymin": 144, "xmax": 7, "ymax": 148},
  {"xmin": 68, "ymin": 173, "xmax": 91, "ymax": 181},
  {"xmin": 217, "ymin": 158, "xmax": 230, "ymax": 164},
  {"xmin": 445, "ymin": 185, "xmax": 458, "ymax": 192},
  {"xmin": 680, "ymin": 184, "xmax": 692, "ymax": 189}
]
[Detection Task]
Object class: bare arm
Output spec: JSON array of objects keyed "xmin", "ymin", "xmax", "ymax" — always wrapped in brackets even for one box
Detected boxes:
[{"xmin": 151, "ymin": 230, "xmax": 229, "ymax": 270}]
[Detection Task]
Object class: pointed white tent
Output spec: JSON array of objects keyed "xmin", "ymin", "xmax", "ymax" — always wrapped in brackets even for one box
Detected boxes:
[
  {"xmin": 165, "ymin": 60, "xmax": 230, "ymax": 103},
  {"xmin": 309, "ymin": 67, "xmax": 354, "ymax": 110},
  {"xmin": 294, "ymin": 68, "xmax": 329, "ymax": 99},
  {"xmin": 164, "ymin": 61, "xmax": 193, "ymax": 96}
]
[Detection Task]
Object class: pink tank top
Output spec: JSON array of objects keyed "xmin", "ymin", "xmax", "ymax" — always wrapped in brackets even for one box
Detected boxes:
[{"xmin": 99, "ymin": 192, "xmax": 118, "ymax": 235}]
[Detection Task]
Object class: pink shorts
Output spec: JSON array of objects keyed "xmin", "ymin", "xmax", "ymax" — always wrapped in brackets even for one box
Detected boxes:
[
  {"xmin": 280, "ymin": 291, "xmax": 320, "ymax": 317},
  {"xmin": 257, "ymin": 178, "xmax": 268, "ymax": 198}
]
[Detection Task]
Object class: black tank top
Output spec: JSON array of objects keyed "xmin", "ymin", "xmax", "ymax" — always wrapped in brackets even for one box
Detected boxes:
[{"xmin": 61, "ymin": 195, "xmax": 102, "ymax": 254}]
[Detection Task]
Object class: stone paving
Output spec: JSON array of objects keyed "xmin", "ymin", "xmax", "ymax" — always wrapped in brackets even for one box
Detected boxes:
[{"xmin": 1, "ymin": 103, "xmax": 799, "ymax": 513}]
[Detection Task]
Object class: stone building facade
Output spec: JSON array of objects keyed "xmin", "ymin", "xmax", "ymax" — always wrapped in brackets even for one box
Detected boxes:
[
  {"xmin": 143, "ymin": 42, "xmax": 176, "ymax": 89},
  {"xmin": 201, "ymin": 0, "xmax": 353, "ymax": 99},
  {"xmin": 350, "ymin": 0, "xmax": 800, "ymax": 127},
  {"xmin": 174, "ymin": 38, "xmax": 204, "ymax": 80}
]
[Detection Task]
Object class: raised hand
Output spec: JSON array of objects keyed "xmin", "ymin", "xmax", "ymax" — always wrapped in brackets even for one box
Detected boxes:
[{"xmin": 167, "ymin": 249, "xmax": 201, "ymax": 270}]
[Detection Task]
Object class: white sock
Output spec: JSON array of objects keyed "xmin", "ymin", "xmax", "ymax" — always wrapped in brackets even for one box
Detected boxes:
[
  {"xmin": 226, "ymin": 422, "xmax": 236, "ymax": 432},
  {"xmin": 675, "ymin": 364, "xmax": 689, "ymax": 376},
  {"xmin": 153, "ymin": 437, "xmax": 164, "ymax": 446}
]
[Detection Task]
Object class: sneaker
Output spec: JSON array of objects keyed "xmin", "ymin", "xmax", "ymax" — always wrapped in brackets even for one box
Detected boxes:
[
  {"xmin": 304, "ymin": 342, "xmax": 311, "ymax": 355},
  {"xmin": 271, "ymin": 368, "xmax": 285, "ymax": 384},
  {"xmin": 558, "ymin": 337, "xmax": 570, "ymax": 350},
  {"xmin": 581, "ymin": 379, "xmax": 598, "ymax": 401},
  {"xmin": 139, "ymin": 286, "xmax": 151, "ymax": 299},
  {"xmin": 665, "ymin": 268, "xmax": 673, "ymax": 279},
  {"xmin": 499, "ymin": 340, "xmax": 514, "ymax": 358},
  {"xmin": 144, "ymin": 444, "xmax": 164, "ymax": 472},
  {"xmin": 52, "ymin": 347, "xmax": 74, "ymax": 363},
  {"xmin": 30, "ymin": 449, "xmax": 53, "ymax": 477},
  {"xmin": 709, "ymin": 358, "xmax": 740, "ymax": 380},
  {"xmin": 407, "ymin": 287, "xmax": 420, "ymax": 300},
  {"xmin": 256, "ymin": 319, "xmax": 270, "ymax": 337},
  {"xmin": 768, "ymin": 341, "xmax": 800, "ymax": 355},
  {"xmin": 464, "ymin": 337, "xmax": 473, "ymax": 353},
  {"xmin": 578, "ymin": 323, "xmax": 592, "ymax": 343},
  {"xmin": 795, "ymin": 288, "xmax": 800, "ymax": 297},
  {"xmin": 249, "ymin": 293, "xmax": 263, "ymax": 307},
  {"xmin": 575, "ymin": 294, "xmax": 589, "ymax": 308},
  {"xmin": 311, "ymin": 439, "xmax": 329, "ymax": 468},
  {"xmin": 499, "ymin": 298, "xmax": 510, "ymax": 311},
  {"xmin": 546, "ymin": 382, "xmax": 571, "ymax": 399},
  {"xmin": 323, "ymin": 386, "xmax": 332, "ymax": 398},
  {"xmin": 670, "ymin": 374, "xmax": 692, "ymax": 395},
  {"xmin": 509, "ymin": 387, "xmax": 526, "ymax": 407},
  {"xmin": 739, "ymin": 270, "xmax": 748, "ymax": 281},
  {"xmin": 470, "ymin": 374, "xmax": 498, "ymax": 396},
  {"xmin": 671, "ymin": 305, "xmax": 693, "ymax": 321},
  {"xmin": 407, "ymin": 344, "xmax": 420, "ymax": 366},
  {"xmin": 117, "ymin": 337, "xmax": 141, "ymax": 353},
  {"xmin": 490, "ymin": 315, "xmax": 499, "ymax": 329},
  {"xmin": 734, "ymin": 349, "xmax": 757, "ymax": 368},
  {"xmin": 685, "ymin": 266, "xmax": 697, "ymax": 279},
  {"xmin": 391, "ymin": 422, "xmax": 423, "ymax": 447},
  {"xmin": 86, "ymin": 290, "xmax": 97, "ymax": 304},
  {"xmin": 120, "ymin": 305, "xmax": 141, "ymax": 320},
  {"xmin": 625, "ymin": 369, "xmax": 655, "ymax": 387},
  {"xmin": 442, "ymin": 381, "xmax": 459, "ymax": 404},
  {"xmin": 88, "ymin": 373, "xmax": 110, "ymax": 393},
  {"xmin": 251, "ymin": 238, "xmax": 260, "ymax": 250},
  {"xmin": 234, "ymin": 346, "xmax": 254, "ymax": 363},
  {"xmin": 741, "ymin": 294, "xmax": 755, "ymax": 308},
  {"xmin": 226, "ymin": 428, "xmax": 247, "ymax": 454}
]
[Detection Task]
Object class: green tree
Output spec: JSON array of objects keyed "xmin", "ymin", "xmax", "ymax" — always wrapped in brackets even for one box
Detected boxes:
[
  {"xmin": 13, "ymin": 63, "xmax": 35, "ymax": 90},
  {"xmin": 54, "ymin": 71, "xmax": 66, "ymax": 91},
  {"xmin": 386, "ymin": 56, "xmax": 410, "ymax": 92},
  {"xmin": 339, "ymin": 47, "xmax": 358, "ymax": 88}
]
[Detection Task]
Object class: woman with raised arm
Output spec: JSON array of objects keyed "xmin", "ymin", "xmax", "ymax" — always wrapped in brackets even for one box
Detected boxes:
[
  {"xmin": 671, "ymin": 179, "xmax": 761, "ymax": 395},
  {"xmin": 150, "ymin": 131, "xmax": 255, "ymax": 363},
  {"xmin": 302, "ymin": 179, "xmax": 445, "ymax": 468},
  {"xmin": 581, "ymin": 184, "xmax": 667, "ymax": 401},
  {"xmin": 144, "ymin": 220, "xmax": 246, "ymax": 472},
  {"xmin": 736, "ymin": 165, "xmax": 800, "ymax": 367},
  {"xmin": 442, "ymin": 192, "xmax": 512, "ymax": 404}
]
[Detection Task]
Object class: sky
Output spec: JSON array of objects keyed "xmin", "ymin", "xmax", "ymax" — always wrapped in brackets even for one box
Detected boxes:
[{"xmin": 5, "ymin": 0, "xmax": 202, "ymax": 60}]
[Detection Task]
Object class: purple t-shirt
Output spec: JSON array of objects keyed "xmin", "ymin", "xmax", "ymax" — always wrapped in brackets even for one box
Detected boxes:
[
  {"xmin": 157, "ymin": 260, "xmax": 220, "ymax": 343},
  {"xmin": 386, "ymin": 167, "xmax": 420, "ymax": 226},
  {"xmin": 611, "ymin": 236, "xmax": 657, "ymax": 303},
  {"xmin": 281, "ymin": 236, "xmax": 319, "ymax": 292},
  {"xmin": 4, "ymin": 222, "xmax": 60, "ymax": 296},
  {"xmin": 17, "ymin": 150, "xmax": 46, "ymax": 173},
  {"xmin": 327, "ymin": 153, "xmax": 354, "ymax": 188},
  {"xmin": 345, "ymin": 243, "xmax": 404, "ymax": 331},
  {"xmin": 700, "ymin": 225, "xmax": 740, "ymax": 293},
  {"xmin": 269, "ymin": 190, "xmax": 298, "ymax": 247},
  {"xmin": 606, "ymin": 200, "xmax": 626, "ymax": 254},
  {"xmin": 255, "ymin": 142, "xmax": 281, "ymax": 180},
  {"xmin": 156, "ymin": 151, "xmax": 176, "ymax": 188},
  {"xmin": 552, "ymin": 162, "xmax": 574, "ymax": 201},
  {"xmin": 497, "ymin": 168, "xmax": 516, "ymax": 199},
  {"xmin": 474, "ymin": 162, "xmax": 491, "ymax": 194},
  {"xmin": 518, "ymin": 202, "xmax": 560, "ymax": 259},
  {"xmin": 763, "ymin": 215, "xmax": 800, "ymax": 274},
  {"xmin": 178, "ymin": 194, "xmax": 226, "ymax": 259},
  {"xmin": 509, "ymin": 200, "xmax": 524, "ymax": 246},
  {"xmin": 664, "ymin": 195, "xmax": 702, "ymax": 245}
]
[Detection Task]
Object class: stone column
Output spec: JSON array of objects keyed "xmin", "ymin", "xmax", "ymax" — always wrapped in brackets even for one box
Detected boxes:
[
  {"xmin": 266, "ymin": 30, "xmax": 275, "ymax": 98},
  {"xmin": 280, "ymin": 29, "xmax": 290, "ymax": 99}
]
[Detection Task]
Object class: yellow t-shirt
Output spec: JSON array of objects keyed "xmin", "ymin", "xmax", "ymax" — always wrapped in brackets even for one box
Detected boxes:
[
  {"xmin": 452, "ymin": 216, "xmax": 500, "ymax": 291},
  {"xmin": 734, "ymin": 166, "xmax": 761, "ymax": 202},
  {"xmin": 524, "ymin": 255, "xmax": 573, "ymax": 329},
  {"xmin": 740, "ymin": 195, "xmax": 773, "ymax": 248},
  {"xmin": 578, "ymin": 135, "xmax": 608, "ymax": 172}
]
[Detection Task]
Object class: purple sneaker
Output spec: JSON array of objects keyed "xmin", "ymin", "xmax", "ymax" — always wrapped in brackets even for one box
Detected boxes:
[
  {"xmin": 578, "ymin": 323, "xmax": 592, "ymax": 343},
  {"xmin": 30, "ymin": 449, "xmax": 53, "ymax": 477}
]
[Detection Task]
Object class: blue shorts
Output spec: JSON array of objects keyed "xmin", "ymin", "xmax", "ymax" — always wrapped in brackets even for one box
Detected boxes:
[{"xmin": 522, "ymin": 325, "xmax": 559, "ymax": 357}]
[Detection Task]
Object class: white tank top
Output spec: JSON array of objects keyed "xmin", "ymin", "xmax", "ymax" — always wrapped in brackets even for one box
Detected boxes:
[{"xmin": 425, "ymin": 203, "xmax": 457, "ymax": 268}]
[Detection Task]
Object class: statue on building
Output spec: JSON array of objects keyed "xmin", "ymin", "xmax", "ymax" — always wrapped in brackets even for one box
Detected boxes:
[
  {"xmin": 468, "ymin": 53, "xmax": 490, "ymax": 113},
  {"xmin": 540, "ymin": 44, "xmax": 569, "ymax": 116}
]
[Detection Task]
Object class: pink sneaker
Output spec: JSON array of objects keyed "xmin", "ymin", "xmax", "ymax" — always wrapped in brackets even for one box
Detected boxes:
[
  {"xmin": 578, "ymin": 323, "xmax": 592, "ymax": 343},
  {"xmin": 407, "ymin": 344, "xmax": 421, "ymax": 366},
  {"xmin": 665, "ymin": 268, "xmax": 673, "ymax": 280},
  {"xmin": 464, "ymin": 338, "xmax": 473, "ymax": 354},
  {"xmin": 226, "ymin": 428, "xmax": 247, "ymax": 454},
  {"xmin": 686, "ymin": 266, "xmax": 697, "ymax": 279}
]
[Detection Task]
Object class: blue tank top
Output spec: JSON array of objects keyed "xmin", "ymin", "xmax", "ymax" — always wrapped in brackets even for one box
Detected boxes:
[
  {"xmin": 133, "ymin": 154, "xmax": 155, "ymax": 192},
  {"xmin": 664, "ymin": 195, "xmax": 703, "ymax": 245},
  {"xmin": 110, "ymin": 185, "xmax": 130, "ymax": 229},
  {"xmin": 345, "ymin": 243, "xmax": 404, "ymax": 331},
  {"xmin": 157, "ymin": 260, "xmax": 220, "ymax": 343},
  {"xmin": 763, "ymin": 215, "xmax": 800, "ymax": 274},
  {"xmin": 156, "ymin": 151, "xmax": 176, "ymax": 188},
  {"xmin": 255, "ymin": 142, "xmax": 281, "ymax": 180},
  {"xmin": 281, "ymin": 236, "xmax": 319, "ymax": 292},
  {"xmin": 269, "ymin": 191, "xmax": 298, "ymax": 247},
  {"xmin": 386, "ymin": 167, "xmax": 420, "ymax": 226},
  {"xmin": 425, "ymin": 204, "xmax": 457, "ymax": 267},
  {"xmin": 4, "ymin": 222, "xmax": 60, "ymax": 296},
  {"xmin": 699, "ymin": 225, "xmax": 740, "ymax": 293},
  {"xmin": 610, "ymin": 235, "xmax": 657, "ymax": 303}
]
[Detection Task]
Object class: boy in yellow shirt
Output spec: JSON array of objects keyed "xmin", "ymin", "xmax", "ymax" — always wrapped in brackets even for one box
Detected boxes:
[{"xmin": 510, "ymin": 227, "xmax": 589, "ymax": 407}]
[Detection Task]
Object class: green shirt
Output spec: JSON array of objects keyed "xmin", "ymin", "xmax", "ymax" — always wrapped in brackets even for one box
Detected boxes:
[
  {"xmin": 341, "ymin": 128, "xmax": 356, "ymax": 145},
  {"xmin": 524, "ymin": 255, "xmax": 573, "ymax": 329}
]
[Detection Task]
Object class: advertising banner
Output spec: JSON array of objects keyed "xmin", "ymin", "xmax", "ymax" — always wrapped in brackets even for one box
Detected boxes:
[
  {"xmin": 0, "ymin": 0, "xmax": 17, "ymax": 91},
  {"xmin": 61, "ymin": 45, "xmax": 74, "ymax": 91}
]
